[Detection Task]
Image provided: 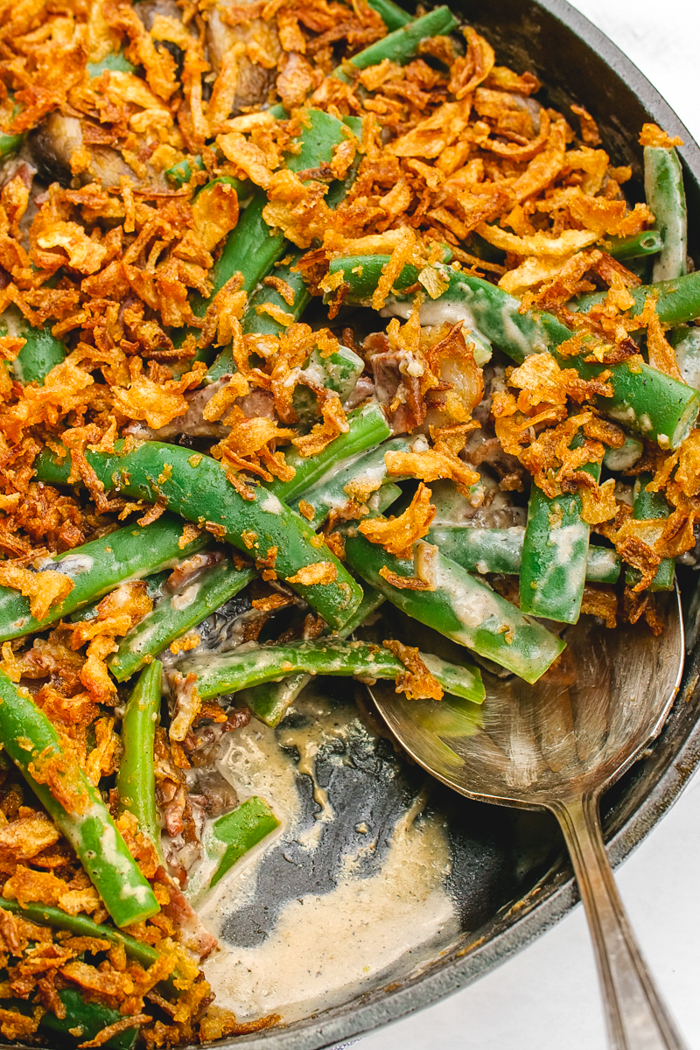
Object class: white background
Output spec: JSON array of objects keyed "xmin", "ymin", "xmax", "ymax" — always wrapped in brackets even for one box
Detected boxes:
[{"xmin": 359, "ymin": 2, "xmax": 700, "ymax": 1048}]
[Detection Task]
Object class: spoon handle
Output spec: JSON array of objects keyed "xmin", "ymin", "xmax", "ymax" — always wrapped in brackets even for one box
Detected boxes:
[{"xmin": 553, "ymin": 793, "xmax": 686, "ymax": 1050}]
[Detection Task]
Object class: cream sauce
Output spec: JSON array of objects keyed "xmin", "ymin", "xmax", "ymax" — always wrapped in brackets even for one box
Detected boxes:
[{"xmin": 198, "ymin": 689, "xmax": 459, "ymax": 1023}]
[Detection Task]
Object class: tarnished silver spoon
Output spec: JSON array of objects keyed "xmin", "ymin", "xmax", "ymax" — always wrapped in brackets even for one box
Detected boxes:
[{"xmin": 369, "ymin": 590, "xmax": 686, "ymax": 1050}]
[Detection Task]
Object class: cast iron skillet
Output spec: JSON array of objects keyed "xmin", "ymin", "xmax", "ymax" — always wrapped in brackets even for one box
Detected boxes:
[{"xmin": 207, "ymin": 2, "xmax": 700, "ymax": 1048}]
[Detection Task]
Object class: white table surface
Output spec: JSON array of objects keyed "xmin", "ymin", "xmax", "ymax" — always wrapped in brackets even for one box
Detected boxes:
[{"xmin": 358, "ymin": 2, "xmax": 700, "ymax": 1048}]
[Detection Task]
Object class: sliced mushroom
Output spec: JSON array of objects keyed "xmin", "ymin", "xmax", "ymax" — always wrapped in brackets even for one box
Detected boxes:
[{"xmin": 207, "ymin": 0, "xmax": 281, "ymax": 116}]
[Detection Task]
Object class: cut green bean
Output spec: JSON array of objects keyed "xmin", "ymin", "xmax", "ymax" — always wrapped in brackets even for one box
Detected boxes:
[
  {"xmin": 289, "ymin": 345, "xmax": 365, "ymax": 426},
  {"xmin": 208, "ymin": 797, "xmax": 280, "ymax": 889},
  {"xmin": 0, "ymin": 310, "xmax": 68, "ymax": 386},
  {"xmin": 573, "ymin": 270, "xmax": 700, "ymax": 327},
  {"xmin": 0, "ymin": 897, "xmax": 162, "ymax": 971},
  {"xmin": 205, "ymin": 250, "xmax": 314, "ymax": 383},
  {"xmin": 195, "ymin": 173, "xmax": 250, "ymax": 207},
  {"xmin": 293, "ymin": 436, "xmax": 414, "ymax": 528},
  {"xmin": 0, "ymin": 515, "xmax": 209, "ymax": 642},
  {"xmin": 342, "ymin": 530, "xmax": 565, "ymax": 683},
  {"xmin": 329, "ymin": 255, "xmax": 700, "ymax": 448},
  {"xmin": 110, "ymin": 558, "xmax": 256, "ymax": 682},
  {"xmin": 266, "ymin": 400, "xmax": 391, "ymax": 503},
  {"xmin": 69, "ymin": 569, "xmax": 173, "ymax": 624},
  {"xmin": 427, "ymin": 526, "xmax": 621, "ymax": 584},
  {"xmin": 87, "ymin": 50, "xmax": 136, "ymax": 76},
  {"xmin": 366, "ymin": 0, "xmax": 413, "ymax": 30},
  {"xmin": 243, "ymin": 251, "xmax": 310, "ymax": 333},
  {"xmin": 116, "ymin": 662, "xmax": 163, "ymax": 850},
  {"xmin": 242, "ymin": 586, "xmax": 387, "ymax": 726},
  {"xmin": 206, "ymin": 116, "xmax": 363, "ymax": 381},
  {"xmin": 35, "ymin": 442, "xmax": 363, "ymax": 630},
  {"xmin": 177, "ymin": 637, "xmax": 485, "ymax": 703},
  {"xmin": 0, "ymin": 130, "xmax": 24, "ymax": 158},
  {"xmin": 644, "ymin": 145, "xmax": 687, "ymax": 281},
  {"xmin": 192, "ymin": 109, "xmax": 354, "ymax": 314},
  {"xmin": 336, "ymin": 7, "xmax": 458, "ymax": 80},
  {"xmin": 673, "ymin": 326, "xmax": 700, "ymax": 389},
  {"xmin": 40, "ymin": 988, "xmax": 139, "ymax": 1050},
  {"xmin": 166, "ymin": 154, "xmax": 205, "ymax": 186},
  {"xmin": 625, "ymin": 473, "xmax": 675, "ymax": 591},
  {"xmin": 520, "ymin": 461, "xmax": 601, "ymax": 624},
  {"xmin": 0, "ymin": 671, "xmax": 160, "ymax": 928},
  {"xmin": 605, "ymin": 229, "xmax": 663, "ymax": 262}
]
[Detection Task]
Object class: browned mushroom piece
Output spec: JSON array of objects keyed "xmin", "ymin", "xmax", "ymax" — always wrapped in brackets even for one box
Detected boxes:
[
  {"xmin": 28, "ymin": 112, "xmax": 143, "ymax": 188},
  {"xmin": 206, "ymin": 0, "xmax": 282, "ymax": 117}
]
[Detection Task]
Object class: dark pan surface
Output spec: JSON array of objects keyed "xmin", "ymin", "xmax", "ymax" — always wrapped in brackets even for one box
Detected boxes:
[{"xmin": 205, "ymin": 2, "xmax": 700, "ymax": 1047}]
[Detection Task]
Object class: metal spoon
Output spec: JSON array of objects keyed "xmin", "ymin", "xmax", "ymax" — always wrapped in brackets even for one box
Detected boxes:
[{"xmin": 369, "ymin": 590, "xmax": 686, "ymax": 1050}]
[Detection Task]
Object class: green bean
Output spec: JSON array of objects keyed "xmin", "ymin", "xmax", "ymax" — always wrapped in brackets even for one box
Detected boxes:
[
  {"xmin": 87, "ymin": 51, "xmax": 136, "ymax": 76},
  {"xmin": 116, "ymin": 662, "xmax": 163, "ymax": 850},
  {"xmin": 14, "ymin": 326, "xmax": 66, "ymax": 385},
  {"xmin": 110, "ymin": 558, "xmax": 256, "ymax": 682},
  {"xmin": 177, "ymin": 637, "xmax": 485, "ymax": 703},
  {"xmin": 69, "ymin": 569, "xmax": 172, "ymax": 624},
  {"xmin": 194, "ymin": 173, "xmax": 250, "ymax": 207},
  {"xmin": 573, "ymin": 270, "xmax": 700, "ymax": 326},
  {"xmin": 208, "ymin": 797, "xmax": 280, "ymax": 889},
  {"xmin": 205, "ymin": 250, "xmax": 311, "ymax": 383},
  {"xmin": 342, "ymin": 530, "xmax": 565, "ymax": 683},
  {"xmin": 605, "ymin": 229, "xmax": 663, "ymax": 262},
  {"xmin": 241, "ymin": 250, "xmax": 310, "ymax": 336},
  {"xmin": 0, "ymin": 515, "xmax": 209, "ymax": 642},
  {"xmin": 520, "ymin": 462, "xmax": 601, "ymax": 624},
  {"xmin": 0, "ymin": 898, "xmax": 162, "ymax": 971},
  {"xmin": 366, "ymin": 0, "xmax": 413, "ymax": 30},
  {"xmin": 40, "ymin": 989, "xmax": 139, "ymax": 1050},
  {"xmin": 428, "ymin": 526, "xmax": 621, "ymax": 584},
  {"xmin": 0, "ymin": 313, "xmax": 67, "ymax": 386},
  {"xmin": 114, "ymin": 430, "xmax": 395, "ymax": 696},
  {"xmin": 292, "ymin": 436, "xmax": 413, "ymax": 528},
  {"xmin": 242, "ymin": 586, "xmax": 387, "ymax": 726},
  {"xmin": 289, "ymin": 345, "xmax": 365, "ymax": 426},
  {"xmin": 205, "ymin": 114, "xmax": 363, "ymax": 381},
  {"xmin": 35, "ymin": 441, "xmax": 363, "ymax": 631},
  {"xmin": 644, "ymin": 145, "xmax": 687, "ymax": 281},
  {"xmin": 336, "ymin": 7, "xmax": 458, "ymax": 80},
  {"xmin": 625, "ymin": 473, "xmax": 675, "ymax": 591},
  {"xmin": 166, "ymin": 154, "xmax": 205, "ymax": 187},
  {"xmin": 0, "ymin": 131, "xmax": 23, "ymax": 158},
  {"xmin": 329, "ymin": 255, "xmax": 700, "ymax": 448},
  {"xmin": 0, "ymin": 671, "xmax": 160, "ymax": 928},
  {"xmin": 266, "ymin": 400, "xmax": 391, "ymax": 503},
  {"xmin": 192, "ymin": 109, "xmax": 354, "ymax": 313},
  {"xmin": 673, "ymin": 326, "xmax": 700, "ymax": 389}
]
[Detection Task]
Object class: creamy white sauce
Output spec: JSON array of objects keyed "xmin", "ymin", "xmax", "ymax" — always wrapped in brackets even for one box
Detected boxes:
[
  {"xmin": 604, "ymin": 440, "xmax": 642, "ymax": 472},
  {"xmin": 198, "ymin": 690, "xmax": 458, "ymax": 1024},
  {"xmin": 259, "ymin": 493, "xmax": 283, "ymax": 515},
  {"xmin": 381, "ymin": 297, "xmax": 492, "ymax": 365},
  {"xmin": 57, "ymin": 553, "xmax": 95, "ymax": 576},
  {"xmin": 171, "ymin": 582, "xmax": 200, "ymax": 611}
]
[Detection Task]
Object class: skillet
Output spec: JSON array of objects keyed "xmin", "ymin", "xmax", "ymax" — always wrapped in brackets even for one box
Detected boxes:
[{"xmin": 195, "ymin": 2, "xmax": 700, "ymax": 1048}]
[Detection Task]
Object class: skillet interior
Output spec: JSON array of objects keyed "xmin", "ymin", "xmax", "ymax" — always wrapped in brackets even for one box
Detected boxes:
[
  {"xmin": 203, "ymin": 2, "xmax": 700, "ymax": 1048},
  {"xmin": 4, "ymin": 3, "xmax": 698, "ymax": 1049}
]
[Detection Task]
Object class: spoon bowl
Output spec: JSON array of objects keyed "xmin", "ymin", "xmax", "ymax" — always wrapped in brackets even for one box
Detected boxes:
[{"xmin": 369, "ymin": 591, "xmax": 686, "ymax": 1050}]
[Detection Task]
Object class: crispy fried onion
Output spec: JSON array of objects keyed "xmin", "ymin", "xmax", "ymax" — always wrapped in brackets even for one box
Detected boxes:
[
  {"xmin": 382, "ymin": 638, "xmax": 443, "ymax": 700},
  {"xmin": 358, "ymin": 482, "xmax": 435, "ymax": 558}
]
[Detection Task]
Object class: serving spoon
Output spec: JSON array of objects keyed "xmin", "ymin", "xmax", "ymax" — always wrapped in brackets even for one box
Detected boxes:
[{"xmin": 369, "ymin": 590, "xmax": 686, "ymax": 1050}]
